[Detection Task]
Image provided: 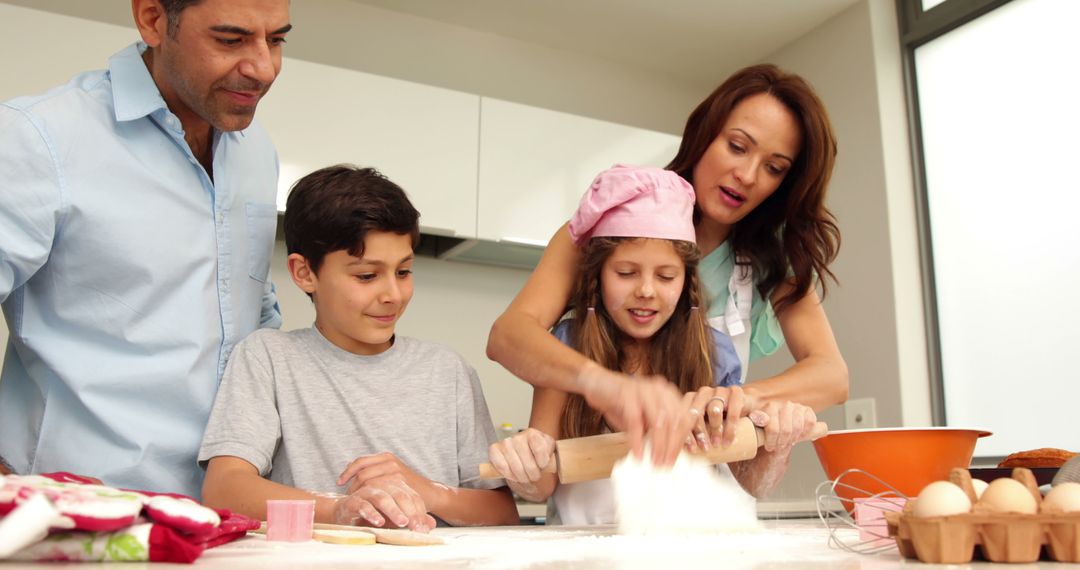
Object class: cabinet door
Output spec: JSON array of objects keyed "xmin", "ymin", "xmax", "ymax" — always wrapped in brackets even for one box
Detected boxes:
[
  {"xmin": 477, "ymin": 98, "xmax": 681, "ymax": 246},
  {"xmin": 260, "ymin": 59, "xmax": 480, "ymax": 238}
]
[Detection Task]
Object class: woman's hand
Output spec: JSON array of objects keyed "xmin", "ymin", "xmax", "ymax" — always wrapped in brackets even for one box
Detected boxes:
[
  {"xmin": 331, "ymin": 480, "xmax": 436, "ymax": 532},
  {"xmin": 685, "ymin": 385, "xmax": 819, "ymax": 452},
  {"xmin": 681, "ymin": 385, "xmax": 748, "ymax": 451},
  {"xmin": 750, "ymin": 400, "xmax": 819, "ymax": 452},
  {"xmin": 487, "ymin": 428, "xmax": 556, "ymax": 483}
]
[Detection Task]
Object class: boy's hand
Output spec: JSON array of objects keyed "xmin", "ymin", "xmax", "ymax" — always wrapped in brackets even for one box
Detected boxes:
[
  {"xmin": 337, "ymin": 452, "xmax": 446, "ymax": 512},
  {"xmin": 331, "ymin": 480, "xmax": 436, "ymax": 533},
  {"xmin": 487, "ymin": 428, "xmax": 555, "ymax": 483}
]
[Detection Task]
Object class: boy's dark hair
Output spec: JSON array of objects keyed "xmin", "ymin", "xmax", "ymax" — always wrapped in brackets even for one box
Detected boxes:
[{"xmin": 284, "ymin": 164, "xmax": 420, "ymax": 276}]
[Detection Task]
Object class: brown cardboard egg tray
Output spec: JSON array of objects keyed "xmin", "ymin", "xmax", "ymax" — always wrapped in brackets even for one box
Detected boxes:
[{"xmin": 883, "ymin": 467, "xmax": 1080, "ymax": 564}]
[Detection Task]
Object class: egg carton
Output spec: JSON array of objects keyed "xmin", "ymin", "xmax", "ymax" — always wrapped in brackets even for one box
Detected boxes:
[{"xmin": 884, "ymin": 467, "xmax": 1080, "ymax": 564}]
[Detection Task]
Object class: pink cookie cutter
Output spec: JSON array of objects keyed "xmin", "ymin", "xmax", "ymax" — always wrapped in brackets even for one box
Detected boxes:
[
  {"xmin": 265, "ymin": 499, "xmax": 315, "ymax": 542},
  {"xmin": 853, "ymin": 496, "xmax": 908, "ymax": 543}
]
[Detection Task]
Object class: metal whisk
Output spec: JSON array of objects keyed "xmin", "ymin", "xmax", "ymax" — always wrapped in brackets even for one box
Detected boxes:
[{"xmin": 815, "ymin": 469, "xmax": 909, "ymax": 555}]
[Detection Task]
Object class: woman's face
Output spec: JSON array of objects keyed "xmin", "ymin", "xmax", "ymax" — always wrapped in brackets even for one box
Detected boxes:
[
  {"xmin": 692, "ymin": 93, "xmax": 802, "ymax": 233},
  {"xmin": 600, "ymin": 239, "xmax": 686, "ymax": 344}
]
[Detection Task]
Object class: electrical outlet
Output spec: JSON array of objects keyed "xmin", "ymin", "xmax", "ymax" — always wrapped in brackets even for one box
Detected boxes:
[{"xmin": 844, "ymin": 397, "xmax": 877, "ymax": 429}]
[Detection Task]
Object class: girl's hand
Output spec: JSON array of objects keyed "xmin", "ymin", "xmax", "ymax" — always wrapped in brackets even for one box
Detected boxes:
[
  {"xmin": 487, "ymin": 428, "xmax": 556, "ymax": 483},
  {"xmin": 580, "ymin": 362, "xmax": 694, "ymax": 466}
]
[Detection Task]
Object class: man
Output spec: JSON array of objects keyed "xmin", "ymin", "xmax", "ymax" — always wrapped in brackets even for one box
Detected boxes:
[{"xmin": 0, "ymin": 0, "xmax": 292, "ymax": 498}]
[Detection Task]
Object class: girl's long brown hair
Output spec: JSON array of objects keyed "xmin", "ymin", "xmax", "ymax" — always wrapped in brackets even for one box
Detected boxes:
[
  {"xmin": 666, "ymin": 64, "xmax": 841, "ymax": 312},
  {"xmin": 561, "ymin": 238, "xmax": 715, "ymax": 439}
]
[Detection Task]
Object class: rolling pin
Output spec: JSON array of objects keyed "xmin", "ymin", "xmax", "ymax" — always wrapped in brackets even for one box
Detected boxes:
[{"xmin": 479, "ymin": 417, "xmax": 828, "ymax": 484}]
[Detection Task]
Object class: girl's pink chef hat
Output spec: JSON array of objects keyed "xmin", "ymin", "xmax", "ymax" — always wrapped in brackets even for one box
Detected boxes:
[{"xmin": 568, "ymin": 164, "xmax": 696, "ymax": 245}]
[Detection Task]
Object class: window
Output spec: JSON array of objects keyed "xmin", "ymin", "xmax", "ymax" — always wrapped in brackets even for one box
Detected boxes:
[{"xmin": 901, "ymin": 0, "xmax": 1080, "ymax": 456}]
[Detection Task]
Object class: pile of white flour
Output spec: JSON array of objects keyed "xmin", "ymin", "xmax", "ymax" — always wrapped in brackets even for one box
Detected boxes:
[{"xmin": 611, "ymin": 451, "xmax": 760, "ymax": 535}]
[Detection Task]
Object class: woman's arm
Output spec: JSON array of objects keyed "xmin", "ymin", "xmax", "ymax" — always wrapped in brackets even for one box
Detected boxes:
[
  {"xmin": 487, "ymin": 224, "xmax": 586, "ymax": 394},
  {"xmin": 728, "ymin": 401, "xmax": 819, "ymax": 497},
  {"xmin": 729, "ymin": 447, "xmax": 793, "ymax": 498},
  {"xmin": 487, "ymin": 224, "xmax": 693, "ymax": 464},
  {"xmin": 742, "ymin": 284, "xmax": 849, "ymax": 412}
]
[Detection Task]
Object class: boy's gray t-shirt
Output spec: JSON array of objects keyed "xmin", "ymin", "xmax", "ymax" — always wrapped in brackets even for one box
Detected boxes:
[{"xmin": 198, "ymin": 326, "xmax": 502, "ymax": 493}]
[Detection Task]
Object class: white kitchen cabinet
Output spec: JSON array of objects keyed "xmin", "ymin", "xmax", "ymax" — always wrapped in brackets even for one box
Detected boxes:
[
  {"xmin": 260, "ymin": 58, "xmax": 480, "ymax": 238},
  {"xmin": 476, "ymin": 98, "xmax": 681, "ymax": 246}
]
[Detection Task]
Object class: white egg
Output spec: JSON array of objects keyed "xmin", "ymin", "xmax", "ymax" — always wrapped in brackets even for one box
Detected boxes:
[
  {"xmin": 971, "ymin": 478, "xmax": 988, "ymax": 498},
  {"xmin": 913, "ymin": 481, "xmax": 972, "ymax": 517},
  {"xmin": 1043, "ymin": 482, "xmax": 1080, "ymax": 513},
  {"xmin": 979, "ymin": 477, "xmax": 1038, "ymax": 514}
]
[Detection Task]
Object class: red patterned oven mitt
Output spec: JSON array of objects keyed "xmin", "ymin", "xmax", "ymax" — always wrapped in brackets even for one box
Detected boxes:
[{"xmin": 0, "ymin": 473, "xmax": 259, "ymax": 563}]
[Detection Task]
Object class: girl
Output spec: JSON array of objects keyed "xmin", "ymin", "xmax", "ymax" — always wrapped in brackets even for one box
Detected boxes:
[
  {"xmin": 488, "ymin": 165, "xmax": 818, "ymax": 525},
  {"xmin": 487, "ymin": 65, "xmax": 847, "ymax": 467}
]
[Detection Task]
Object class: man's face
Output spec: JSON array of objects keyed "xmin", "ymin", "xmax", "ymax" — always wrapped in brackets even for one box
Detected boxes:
[{"xmin": 150, "ymin": 0, "xmax": 291, "ymax": 132}]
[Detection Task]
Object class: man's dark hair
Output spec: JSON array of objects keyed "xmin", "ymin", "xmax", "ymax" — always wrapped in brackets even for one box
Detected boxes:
[
  {"xmin": 284, "ymin": 165, "xmax": 421, "ymax": 277},
  {"xmin": 159, "ymin": 0, "xmax": 203, "ymax": 37}
]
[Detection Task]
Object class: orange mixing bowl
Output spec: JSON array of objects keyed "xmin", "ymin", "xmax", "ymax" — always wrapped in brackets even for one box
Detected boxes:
[{"xmin": 813, "ymin": 427, "xmax": 992, "ymax": 506}]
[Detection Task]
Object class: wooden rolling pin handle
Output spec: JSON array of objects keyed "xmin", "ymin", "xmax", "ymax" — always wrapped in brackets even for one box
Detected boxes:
[{"xmin": 477, "ymin": 419, "xmax": 829, "ymax": 482}]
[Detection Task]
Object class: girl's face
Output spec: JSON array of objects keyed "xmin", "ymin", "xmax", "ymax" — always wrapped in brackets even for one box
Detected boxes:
[
  {"xmin": 692, "ymin": 93, "xmax": 802, "ymax": 236},
  {"xmin": 600, "ymin": 239, "xmax": 686, "ymax": 344}
]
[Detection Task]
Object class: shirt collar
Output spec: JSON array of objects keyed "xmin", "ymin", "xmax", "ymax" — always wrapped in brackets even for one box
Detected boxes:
[
  {"xmin": 308, "ymin": 324, "xmax": 401, "ymax": 360},
  {"xmin": 703, "ymin": 239, "xmax": 732, "ymax": 266},
  {"xmin": 108, "ymin": 42, "xmax": 169, "ymax": 123}
]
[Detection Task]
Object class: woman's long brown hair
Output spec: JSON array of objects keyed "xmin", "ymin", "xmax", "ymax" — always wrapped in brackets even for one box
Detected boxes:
[
  {"xmin": 666, "ymin": 64, "xmax": 841, "ymax": 312},
  {"xmin": 561, "ymin": 237, "xmax": 715, "ymax": 439}
]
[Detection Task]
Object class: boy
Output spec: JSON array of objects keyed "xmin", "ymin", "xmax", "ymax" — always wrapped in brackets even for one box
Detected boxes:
[{"xmin": 198, "ymin": 165, "xmax": 518, "ymax": 531}]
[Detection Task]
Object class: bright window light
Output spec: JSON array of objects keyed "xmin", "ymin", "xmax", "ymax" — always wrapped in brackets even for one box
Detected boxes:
[{"xmin": 915, "ymin": 0, "xmax": 1080, "ymax": 455}]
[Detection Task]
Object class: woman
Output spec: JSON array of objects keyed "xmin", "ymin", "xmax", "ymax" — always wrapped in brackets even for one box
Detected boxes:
[{"xmin": 486, "ymin": 64, "xmax": 848, "ymax": 466}]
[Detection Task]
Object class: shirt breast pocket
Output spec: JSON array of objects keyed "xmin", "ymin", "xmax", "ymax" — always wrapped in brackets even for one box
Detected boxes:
[{"xmin": 245, "ymin": 202, "xmax": 278, "ymax": 283}]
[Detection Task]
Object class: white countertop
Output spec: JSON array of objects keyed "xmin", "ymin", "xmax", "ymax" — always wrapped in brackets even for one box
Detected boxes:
[{"xmin": 4, "ymin": 518, "xmax": 1072, "ymax": 568}]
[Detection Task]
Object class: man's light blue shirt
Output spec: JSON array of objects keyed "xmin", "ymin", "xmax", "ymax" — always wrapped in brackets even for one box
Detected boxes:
[{"xmin": 0, "ymin": 43, "xmax": 283, "ymax": 497}]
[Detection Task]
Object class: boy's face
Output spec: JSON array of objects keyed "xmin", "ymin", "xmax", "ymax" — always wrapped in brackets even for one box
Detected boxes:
[{"xmin": 301, "ymin": 231, "xmax": 415, "ymax": 355}]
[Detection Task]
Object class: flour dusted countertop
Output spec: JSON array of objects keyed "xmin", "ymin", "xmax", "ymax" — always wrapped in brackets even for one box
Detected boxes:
[{"xmin": 1, "ymin": 519, "xmax": 1068, "ymax": 568}]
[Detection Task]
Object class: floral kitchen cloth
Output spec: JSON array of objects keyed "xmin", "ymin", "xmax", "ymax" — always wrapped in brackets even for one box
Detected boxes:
[
  {"xmin": 9, "ymin": 523, "xmax": 202, "ymax": 563},
  {"xmin": 0, "ymin": 474, "xmax": 259, "ymax": 563}
]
